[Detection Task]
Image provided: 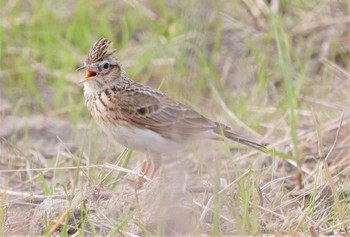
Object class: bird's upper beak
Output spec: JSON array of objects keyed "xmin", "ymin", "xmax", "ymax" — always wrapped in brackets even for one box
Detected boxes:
[
  {"xmin": 76, "ymin": 64, "xmax": 87, "ymax": 71},
  {"xmin": 77, "ymin": 64, "xmax": 98, "ymax": 83}
]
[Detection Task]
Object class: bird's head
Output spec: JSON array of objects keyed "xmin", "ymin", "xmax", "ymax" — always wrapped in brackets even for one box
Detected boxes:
[{"xmin": 77, "ymin": 38, "xmax": 124, "ymax": 91}]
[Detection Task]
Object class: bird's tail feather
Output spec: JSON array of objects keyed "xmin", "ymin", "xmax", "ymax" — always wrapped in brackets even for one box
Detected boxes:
[
  {"xmin": 214, "ymin": 123, "xmax": 266, "ymax": 153},
  {"xmin": 224, "ymin": 130, "xmax": 266, "ymax": 152}
]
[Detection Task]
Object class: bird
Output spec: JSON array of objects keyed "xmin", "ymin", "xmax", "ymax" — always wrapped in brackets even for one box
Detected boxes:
[{"xmin": 77, "ymin": 38, "xmax": 266, "ymax": 179}]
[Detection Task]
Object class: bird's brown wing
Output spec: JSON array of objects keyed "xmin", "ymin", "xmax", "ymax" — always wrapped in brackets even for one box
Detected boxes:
[
  {"xmin": 117, "ymin": 87, "xmax": 218, "ymax": 141},
  {"xmin": 114, "ymin": 84, "xmax": 266, "ymax": 152}
]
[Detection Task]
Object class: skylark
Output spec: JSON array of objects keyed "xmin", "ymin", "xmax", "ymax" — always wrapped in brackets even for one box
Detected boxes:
[{"xmin": 78, "ymin": 38, "xmax": 265, "ymax": 178}]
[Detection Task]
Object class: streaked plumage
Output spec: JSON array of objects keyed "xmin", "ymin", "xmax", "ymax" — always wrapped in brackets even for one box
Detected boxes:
[{"xmin": 78, "ymin": 38, "xmax": 266, "ymax": 175}]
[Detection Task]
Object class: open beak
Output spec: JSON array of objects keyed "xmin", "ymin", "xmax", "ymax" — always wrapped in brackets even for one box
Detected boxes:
[
  {"xmin": 77, "ymin": 64, "xmax": 98, "ymax": 83},
  {"xmin": 79, "ymin": 70, "xmax": 98, "ymax": 83}
]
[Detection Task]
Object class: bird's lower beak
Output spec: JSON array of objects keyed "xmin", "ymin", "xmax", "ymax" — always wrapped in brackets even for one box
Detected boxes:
[{"xmin": 79, "ymin": 70, "xmax": 98, "ymax": 83}]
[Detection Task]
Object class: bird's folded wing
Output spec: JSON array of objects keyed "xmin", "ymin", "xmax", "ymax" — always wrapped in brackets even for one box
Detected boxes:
[{"xmin": 117, "ymin": 88, "xmax": 217, "ymax": 141}]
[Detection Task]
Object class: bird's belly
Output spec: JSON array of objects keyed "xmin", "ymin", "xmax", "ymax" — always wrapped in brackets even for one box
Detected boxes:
[{"xmin": 100, "ymin": 125, "xmax": 181, "ymax": 154}]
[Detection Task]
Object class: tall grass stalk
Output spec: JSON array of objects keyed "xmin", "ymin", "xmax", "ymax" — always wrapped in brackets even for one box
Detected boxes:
[{"xmin": 271, "ymin": 13, "xmax": 301, "ymax": 177}]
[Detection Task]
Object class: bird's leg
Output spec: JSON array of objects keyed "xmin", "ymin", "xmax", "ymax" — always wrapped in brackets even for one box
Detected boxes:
[
  {"xmin": 140, "ymin": 159, "xmax": 152, "ymax": 179},
  {"xmin": 137, "ymin": 158, "xmax": 152, "ymax": 186},
  {"xmin": 149, "ymin": 153, "xmax": 162, "ymax": 179},
  {"xmin": 137, "ymin": 154, "xmax": 162, "ymax": 186},
  {"xmin": 149, "ymin": 165, "xmax": 160, "ymax": 179}
]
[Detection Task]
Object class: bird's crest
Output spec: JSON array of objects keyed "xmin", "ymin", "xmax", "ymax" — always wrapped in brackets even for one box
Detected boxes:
[{"xmin": 86, "ymin": 38, "xmax": 115, "ymax": 64}]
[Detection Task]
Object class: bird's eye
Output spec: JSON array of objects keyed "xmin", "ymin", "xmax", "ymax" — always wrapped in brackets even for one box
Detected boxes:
[{"xmin": 103, "ymin": 62, "xmax": 110, "ymax": 70}]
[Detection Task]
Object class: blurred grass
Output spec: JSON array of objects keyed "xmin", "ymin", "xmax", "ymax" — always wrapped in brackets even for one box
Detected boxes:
[
  {"xmin": 271, "ymin": 12, "xmax": 302, "ymax": 180},
  {"xmin": 0, "ymin": 0, "xmax": 349, "ymax": 235},
  {"xmin": 0, "ymin": 1, "xmax": 264, "ymax": 119}
]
